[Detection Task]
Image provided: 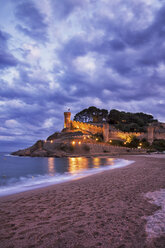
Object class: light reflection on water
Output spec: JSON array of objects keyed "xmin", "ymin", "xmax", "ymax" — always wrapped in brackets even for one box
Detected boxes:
[
  {"xmin": 48, "ymin": 157, "xmax": 55, "ymax": 176},
  {"xmin": 106, "ymin": 157, "xmax": 114, "ymax": 165},
  {"xmin": 68, "ymin": 157, "xmax": 88, "ymax": 174},
  {"xmin": 0, "ymin": 153, "xmax": 133, "ymax": 196},
  {"xmin": 93, "ymin": 157, "xmax": 101, "ymax": 168},
  {"xmin": 0, "ymin": 154, "xmax": 116, "ymax": 181}
]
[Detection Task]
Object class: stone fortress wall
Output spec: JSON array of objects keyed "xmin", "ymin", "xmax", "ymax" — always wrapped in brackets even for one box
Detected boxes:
[
  {"xmin": 71, "ymin": 120, "xmax": 103, "ymax": 134},
  {"xmin": 147, "ymin": 125, "xmax": 165, "ymax": 143},
  {"xmin": 64, "ymin": 112, "xmax": 165, "ymax": 144},
  {"xmin": 109, "ymin": 130, "xmax": 146, "ymax": 141}
]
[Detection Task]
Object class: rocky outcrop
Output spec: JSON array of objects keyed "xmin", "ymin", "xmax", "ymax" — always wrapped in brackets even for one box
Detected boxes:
[
  {"xmin": 11, "ymin": 129, "xmax": 148, "ymax": 157},
  {"xmin": 11, "ymin": 144, "xmax": 65, "ymax": 158},
  {"xmin": 11, "ymin": 139, "xmax": 147, "ymax": 157}
]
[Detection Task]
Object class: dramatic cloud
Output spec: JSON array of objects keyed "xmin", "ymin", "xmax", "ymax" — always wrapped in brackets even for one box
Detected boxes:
[
  {"xmin": 0, "ymin": 0, "xmax": 165, "ymax": 150},
  {"xmin": 0, "ymin": 30, "xmax": 18, "ymax": 69},
  {"xmin": 15, "ymin": 1, "xmax": 48, "ymax": 42}
]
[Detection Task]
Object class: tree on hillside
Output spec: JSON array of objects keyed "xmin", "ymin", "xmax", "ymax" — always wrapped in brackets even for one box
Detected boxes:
[
  {"xmin": 74, "ymin": 107, "xmax": 157, "ymax": 132},
  {"xmin": 107, "ymin": 109, "xmax": 157, "ymax": 132},
  {"xmin": 74, "ymin": 106, "xmax": 108, "ymax": 123}
]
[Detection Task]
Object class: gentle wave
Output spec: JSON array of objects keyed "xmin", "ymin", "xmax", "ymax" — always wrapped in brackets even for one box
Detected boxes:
[
  {"xmin": 4, "ymin": 153, "xmax": 31, "ymax": 158},
  {"xmin": 0, "ymin": 159, "xmax": 134, "ymax": 197}
]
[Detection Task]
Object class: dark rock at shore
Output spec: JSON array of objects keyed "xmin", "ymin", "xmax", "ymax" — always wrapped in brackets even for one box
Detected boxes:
[
  {"xmin": 11, "ymin": 132, "xmax": 148, "ymax": 157},
  {"xmin": 11, "ymin": 138, "xmax": 72, "ymax": 157}
]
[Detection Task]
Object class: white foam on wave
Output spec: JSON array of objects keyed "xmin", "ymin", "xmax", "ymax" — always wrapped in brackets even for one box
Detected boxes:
[
  {"xmin": 4, "ymin": 153, "xmax": 31, "ymax": 158},
  {"xmin": 0, "ymin": 159, "xmax": 134, "ymax": 197}
]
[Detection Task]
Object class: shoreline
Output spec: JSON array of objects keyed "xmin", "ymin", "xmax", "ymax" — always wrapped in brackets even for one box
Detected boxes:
[
  {"xmin": 0, "ymin": 154, "xmax": 165, "ymax": 247},
  {"xmin": 0, "ymin": 157, "xmax": 133, "ymax": 198},
  {"xmin": 0, "ymin": 155, "xmax": 134, "ymax": 198}
]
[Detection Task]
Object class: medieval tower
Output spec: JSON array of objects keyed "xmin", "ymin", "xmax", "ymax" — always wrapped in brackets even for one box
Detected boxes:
[{"xmin": 64, "ymin": 111, "xmax": 71, "ymax": 129}]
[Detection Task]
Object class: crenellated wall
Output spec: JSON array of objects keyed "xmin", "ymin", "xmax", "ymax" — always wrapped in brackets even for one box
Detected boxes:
[
  {"xmin": 147, "ymin": 125, "xmax": 165, "ymax": 143},
  {"xmin": 63, "ymin": 111, "xmax": 165, "ymax": 143},
  {"xmin": 71, "ymin": 120, "xmax": 103, "ymax": 134},
  {"xmin": 109, "ymin": 130, "xmax": 146, "ymax": 141},
  {"xmin": 155, "ymin": 133, "xmax": 165, "ymax": 140}
]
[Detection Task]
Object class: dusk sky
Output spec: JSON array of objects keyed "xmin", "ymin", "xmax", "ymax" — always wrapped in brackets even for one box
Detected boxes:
[{"xmin": 0, "ymin": 0, "xmax": 165, "ymax": 151}]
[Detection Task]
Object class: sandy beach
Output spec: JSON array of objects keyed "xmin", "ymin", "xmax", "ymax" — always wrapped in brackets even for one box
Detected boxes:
[{"xmin": 0, "ymin": 154, "xmax": 165, "ymax": 248}]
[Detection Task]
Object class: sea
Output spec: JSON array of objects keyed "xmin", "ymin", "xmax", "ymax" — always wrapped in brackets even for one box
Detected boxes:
[{"xmin": 0, "ymin": 152, "xmax": 133, "ymax": 197}]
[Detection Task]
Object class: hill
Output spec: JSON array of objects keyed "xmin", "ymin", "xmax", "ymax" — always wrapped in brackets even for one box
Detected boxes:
[{"xmin": 74, "ymin": 107, "xmax": 158, "ymax": 132}]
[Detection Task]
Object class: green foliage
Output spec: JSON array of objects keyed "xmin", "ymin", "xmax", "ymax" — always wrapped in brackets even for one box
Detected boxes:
[
  {"xmin": 91, "ymin": 133, "xmax": 103, "ymax": 142},
  {"xmin": 47, "ymin": 132, "xmax": 60, "ymax": 141},
  {"xmin": 151, "ymin": 139, "xmax": 165, "ymax": 151},
  {"xmin": 110, "ymin": 137, "xmax": 150, "ymax": 149},
  {"xmin": 74, "ymin": 106, "xmax": 108, "ymax": 123},
  {"xmin": 127, "ymin": 137, "xmax": 140, "ymax": 148},
  {"xmin": 74, "ymin": 106, "xmax": 158, "ymax": 133},
  {"xmin": 110, "ymin": 139, "xmax": 124, "ymax": 146},
  {"xmin": 141, "ymin": 138, "xmax": 150, "ymax": 148},
  {"xmin": 108, "ymin": 109, "xmax": 157, "ymax": 132}
]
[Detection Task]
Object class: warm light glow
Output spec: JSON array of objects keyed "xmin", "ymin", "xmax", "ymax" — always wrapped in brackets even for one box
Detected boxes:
[
  {"xmin": 93, "ymin": 157, "xmax": 100, "ymax": 168},
  {"xmin": 84, "ymin": 137, "xmax": 86, "ymax": 140},
  {"xmin": 48, "ymin": 158, "xmax": 55, "ymax": 176},
  {"xmin": 109, "ymin": 140, "xmax": 112, "ymax": 143},
  {"xmin": 50, "ymin": 140, "xmax": 53, "ymax": 143},
  {"xmin": 96, "ymin": 138, "xmax": 98, "ymax": 141},
  {"xmin": 78, "ymin": 141, "xmax": 81, "ymax": 145},
  {"xmin": 72, "ymin": 141, "xmax": 76, "ymax": 145},
  {"xmin": 71, "ymin": 157, "xmax": 76, "ymax": 162},
  {"xmin": 117, "ymin": 133, "xmax": 140, "ymax": 143},
  {"xmin": 107, "ymin": 158, "xmax": 114, "ymax": 165},
  {"xmin": 139, "ymin": 143, "xmax": 142, "ymax": 146},
  {"xmin": 68, "ymin": 157, "xmax": 88, "ymax": 174}
]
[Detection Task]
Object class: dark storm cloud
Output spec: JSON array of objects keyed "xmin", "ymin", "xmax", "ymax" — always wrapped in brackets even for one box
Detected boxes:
[
  {"xmin": 15, "ymin": 1, "xmax": 48, "ymax": 42},
  {"xmin": 121, "ymin": 5, "xmax": 165, "ymax": 50},
  {"xmin": 55, "ymin": 2, "xmax": 165, "ymax": 102},
  {"xmin": 0, "ymin": 61, "xmax": 77, "ymax": 136},
  {"xmin": 0, "ymin": 71, "xmax": 76, "ymax": 108},
  {"xmin": 50, "ymin": 0, "xmax": 85, "ymax": 19},
  {"xmin": 58, "ymin": 36, "xmax": 90, "ymax": 61},
  {"xmin": 0, "ymin": 30, "xmax": 11, "ymax": 50},
  {"xmin": 121, "ymin": 5, "xmax": 165, "ymax": 49},
  {"xmin": 109, "ymin": 39, "xmax": 126, "ymax": 51},
  {"xmin": 0, "ymin": 52, "xmax": 18, "ymax": 69},
  {"xmin": 92, "ymin": 12, "xmax": 150, "ymax": 49},
  {"xmin": 90, "ymin": 4, "xmax": 165, "ymax": 52},
  {"xmin": 114, "ymin": 82, "xmax": 158, "ymax": 102},
  {"xmin": 137, "ymin": 42, "xmax": 165, "ymax": 67},
  {"xmin": 0, "ymin": 30, "xmax": 18, "ymax": 69},
  {"xmin": 17, "ymin": 68, "xmax": 77, "ymax": 105},
  {"xmin": 91, "ymin": 39, "xmax": 126, "ymax": 55}
]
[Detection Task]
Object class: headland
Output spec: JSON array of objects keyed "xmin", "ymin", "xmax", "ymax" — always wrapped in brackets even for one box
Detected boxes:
[{"xmin": 12, "ymin": 110, "xmax": 162, "ymax": 157}]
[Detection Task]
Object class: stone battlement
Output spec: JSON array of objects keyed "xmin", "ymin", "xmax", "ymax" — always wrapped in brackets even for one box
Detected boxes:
[
  {"xmin": 71, "ymin": 120, "xmax": 103, "ymax": 134},
  {"xmin": 63, "ymin": 111, "xmax": 165, "ymax": 143}
]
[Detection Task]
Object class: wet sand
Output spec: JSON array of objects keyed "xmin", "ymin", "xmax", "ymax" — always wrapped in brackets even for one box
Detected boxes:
[{"xmin": 0, "ymin": 155, "xmax": 165, "ymax": 248}]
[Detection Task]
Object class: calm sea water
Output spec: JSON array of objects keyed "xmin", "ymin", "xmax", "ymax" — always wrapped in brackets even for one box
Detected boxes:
[{"xmin": 0, "ymin": 152, "xmax": 133, "ymax": 196}]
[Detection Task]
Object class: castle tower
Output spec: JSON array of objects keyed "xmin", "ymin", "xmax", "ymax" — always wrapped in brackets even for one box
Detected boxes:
[
  {"xmin": 103, "ymin": 123, "xmax": 109, "ymax": 142},
  {"xmin": 147, "ymin": 124, "xmax": 155, "ymax": 144},
  {"xmin": 64, "ymin": 111, "xmax": 71, "ymax": 129}
]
